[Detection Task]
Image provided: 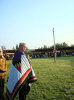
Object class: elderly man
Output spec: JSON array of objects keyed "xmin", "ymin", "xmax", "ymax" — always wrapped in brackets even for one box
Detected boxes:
[
  {"xmin": 0, "ymin": 47, "xmax": 7, "ymax": 100},
  {"xmin": 7, "ymin": 43, "xmax": 37, "ymax": 100}
]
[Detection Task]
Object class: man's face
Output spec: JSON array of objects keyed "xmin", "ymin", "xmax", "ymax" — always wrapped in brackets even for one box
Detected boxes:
[{"xmin": 21, "ymin": 44, "xmax": 26, "ymax": 52}]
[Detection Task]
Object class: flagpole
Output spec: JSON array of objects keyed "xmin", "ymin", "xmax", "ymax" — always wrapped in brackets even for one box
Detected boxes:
[{"xmin": 53, "ymin": 28, "xmax": 56, "ymax": 63}]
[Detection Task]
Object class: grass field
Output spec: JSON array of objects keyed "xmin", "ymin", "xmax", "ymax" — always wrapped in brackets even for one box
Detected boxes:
[{"xmin": 4, "ymin": 56, "xmax": 74, "ymax": 100}]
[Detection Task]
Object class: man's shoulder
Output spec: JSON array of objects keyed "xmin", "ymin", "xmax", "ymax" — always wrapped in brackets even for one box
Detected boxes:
[{"xmin": 15, "ymin": 49, "xmax": 24, "ymax": 56}]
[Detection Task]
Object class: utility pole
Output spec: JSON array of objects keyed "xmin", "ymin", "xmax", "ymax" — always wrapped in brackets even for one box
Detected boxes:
[{"xmin": 53, "ymin": 28, "xmax": 56, "ymax": 63}]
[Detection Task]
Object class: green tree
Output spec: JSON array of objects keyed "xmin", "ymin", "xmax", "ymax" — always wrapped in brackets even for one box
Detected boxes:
[
  {"xmin": 43, "ymin": 45, "xmax": 48, "ymax": 49},
  {"xmin": 12, "ymin": 46, "xmax": 15, "ymax": 50},
  {"xmin": 50, "ymin": 42, "xmax": 69, "ymax": 48},
  {"xmin": 71, "ymin": 44, "xmax": 74, "ymax": 47},
  {"xmin": 1, "ymin": 46, "xmax": 6, "ymax": 50},
  {"xmin": 38, "ymin": 45, "xmax": 48, "ymax": 49},
  {"xmin": 16, "ymin": 44, "xmax": 19, "ymax": 49},
  {"xmin": 62, "ymin": 42, "xmax": 68, "ymax": 47}
]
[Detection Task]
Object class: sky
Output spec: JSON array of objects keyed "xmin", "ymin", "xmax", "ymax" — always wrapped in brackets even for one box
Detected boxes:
[{"xmin": 0, "ymin": 0, "xmax": 74, "ymax": 49}]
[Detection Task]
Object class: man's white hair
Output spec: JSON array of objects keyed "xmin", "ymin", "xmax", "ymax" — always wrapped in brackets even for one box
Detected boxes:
[{"xmin": 19, "ymin": 43, "xmax": 26, "ymax": 47}]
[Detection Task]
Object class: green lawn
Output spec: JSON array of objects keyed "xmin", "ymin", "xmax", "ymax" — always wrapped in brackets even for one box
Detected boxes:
[{"xmin": 5, "ymin": 56, "xmax": 74, "ymax": 100}]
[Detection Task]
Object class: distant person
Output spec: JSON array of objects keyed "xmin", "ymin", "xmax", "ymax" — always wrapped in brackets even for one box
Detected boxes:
[
  {"xmin": 7, "ymin": 43, "xmax": 37, "ymax": 100},
  {"xmin": 0, "ymin": 47, "xmax": 7, "ymax": 100}
]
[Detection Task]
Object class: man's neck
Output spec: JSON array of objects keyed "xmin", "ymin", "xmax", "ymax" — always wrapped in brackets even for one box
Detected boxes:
[{"xmin": 19, "ymin": 49, "xmax": 24, "ymax": 54}]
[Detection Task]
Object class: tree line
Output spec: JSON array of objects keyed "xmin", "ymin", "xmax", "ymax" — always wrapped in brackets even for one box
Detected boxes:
[
  {"xmin": 1, "ymin": 42, "xmax": 74, "ymax": 50},
  {"xmin": 38, "ymin": 42, "xmax": 74, "ymax": 49}
]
